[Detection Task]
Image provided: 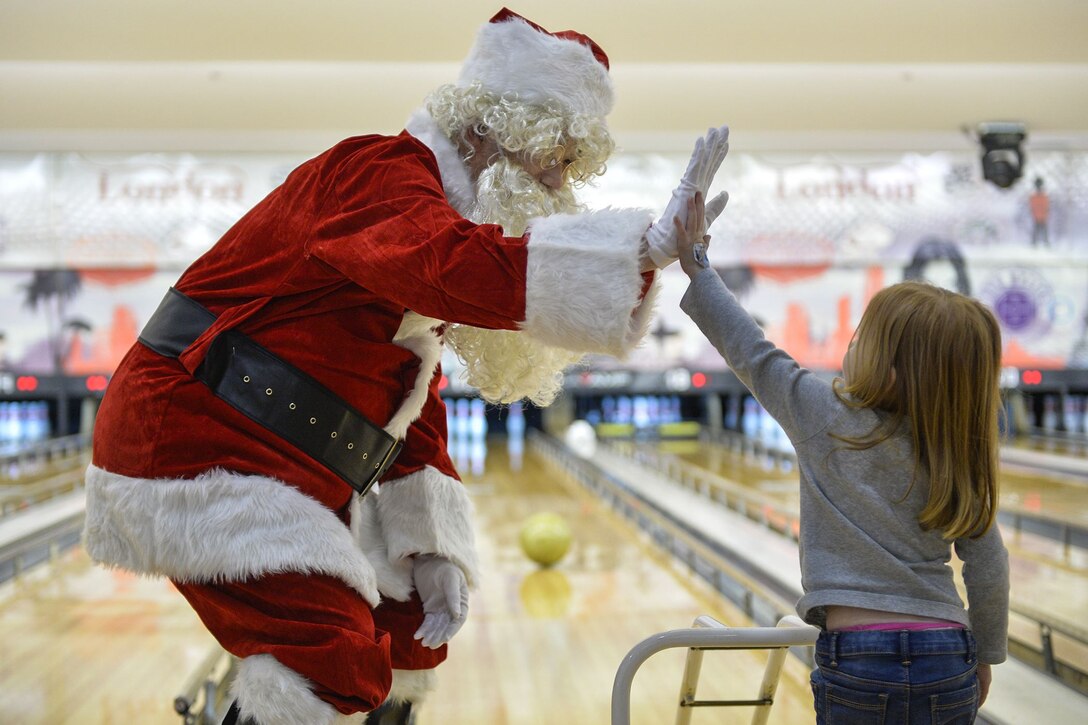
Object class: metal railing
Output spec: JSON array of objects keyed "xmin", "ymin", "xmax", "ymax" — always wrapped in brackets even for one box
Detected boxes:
[
  {"xmin": 0, "ymin": 468, "xmax": 87, "ymax": 518},
  {"xmin": 998, "ymin": 506, "xmax": 1088, "ymax": 553},
  {"xmin": 0, "ymin": 496, "xmax": 85, "ymax": 583},
  {"xmin": 1007, "ymin": 602, "xmax": 1088, "ymax": 693},
  {"xmin": 174, "ymin": 646, "xmax": 236, "ymax": 725},
  {"xmin": 612, "ymin": 439, "xmax": 801, "ymax": 542},
  {"xmin": 611, "ymin": 615, "xmax": 819, "ymax": 725},
  {"xmin": 0, "ymin": 434, "xmax": 90, "ymax": 481}
]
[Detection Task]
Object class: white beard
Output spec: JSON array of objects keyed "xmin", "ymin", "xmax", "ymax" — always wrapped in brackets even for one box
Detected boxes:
[
  {"xmin": 468, "ymin": 156, "xmax": 580, "ymax": 236},
  {"xmin": 445, "ymin": 157, "xmax": 584, "ymax": 406}
]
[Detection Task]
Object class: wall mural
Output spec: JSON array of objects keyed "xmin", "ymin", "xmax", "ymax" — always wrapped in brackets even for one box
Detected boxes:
[{"xmin": 0, "ymin": 147, "xmax": 1085, "ymax": 377}]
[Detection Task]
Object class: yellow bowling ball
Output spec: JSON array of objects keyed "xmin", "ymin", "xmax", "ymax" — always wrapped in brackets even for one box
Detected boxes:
[{"xmin": 519, "ymin": 512, "xmax": 573, "ymax": 567}]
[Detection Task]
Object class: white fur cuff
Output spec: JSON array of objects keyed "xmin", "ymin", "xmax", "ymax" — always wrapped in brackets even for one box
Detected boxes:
[
  {"xmin": 523, "ymin": 208, "xmax": 656, "ymax": 357},
  {"xmin": 387, "ymin": 668, "xmax": 437, "ymax": 705},
  {"xmin": 231, "ymin": 654, "xmax": 340, "ymax": 725},
  {"xmin": 372, "ymin": 467, "xmax": 480, "ymax": 588}
]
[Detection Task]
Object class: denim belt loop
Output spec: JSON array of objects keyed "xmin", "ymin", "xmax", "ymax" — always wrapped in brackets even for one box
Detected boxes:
[
  {"xmin": 900, "ymin": 631, "xmax": 911, "ymax": 666},
  {"xmin": 966, "ymin": 630, "xmax": 977, "ymax": 665},
  {"xmin": 829, "ymin": 631, "xmax": 839, "ymax": 667}
]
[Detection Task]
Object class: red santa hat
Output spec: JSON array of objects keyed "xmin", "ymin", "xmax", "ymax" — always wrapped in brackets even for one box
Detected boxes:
[{"xmin": 458, "ymin": 8, "xmax": 614, "ymax": 118}]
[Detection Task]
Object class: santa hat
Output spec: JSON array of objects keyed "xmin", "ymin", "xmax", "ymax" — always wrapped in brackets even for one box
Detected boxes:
[{"xmin": 458, "ymin": 8, "xmax": 614, "ymax": 118}]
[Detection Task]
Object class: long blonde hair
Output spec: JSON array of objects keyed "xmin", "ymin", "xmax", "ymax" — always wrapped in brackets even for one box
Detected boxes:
[{"xmin": 833, "ymin": 282, "xmax": 1003, "ymax": 539}]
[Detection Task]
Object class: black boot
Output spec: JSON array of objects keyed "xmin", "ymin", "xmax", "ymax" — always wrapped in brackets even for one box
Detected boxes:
[
  {"xmin": 366, "ymin": 699, "xmax": 415, "ymax": 725},
  {"xmin": 222, "ymin": 700, "xmax": 260, "ymax": 725}
]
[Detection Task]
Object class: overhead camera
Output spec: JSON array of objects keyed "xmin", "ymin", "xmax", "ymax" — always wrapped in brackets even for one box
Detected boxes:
[{"xmin": 977, "ymin": 122, "xmax": 1026, "ymax": 189}]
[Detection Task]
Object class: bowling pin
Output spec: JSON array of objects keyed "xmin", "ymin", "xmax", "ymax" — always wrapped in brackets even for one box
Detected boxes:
[
  {"xmin": 0, "ymin": 402, "xmax": 10, "ymax": 443},
  {"xmin": 507, "ymin": 402, "xmax": 525, "ymax": 471},
  {"xmin": 1062, "ymin": 394, "xmax": 1076, "ymax": 434},
  {"xmin": 602, "ymin": 396, "xmax": 616, "ymax": 423},
  {"xmin": 1042, "ymin": 395, "xmax": 1058, "ymax": 433},
  {"xmin": 723, "ymin": 395, "xmax": 739, "ymax": 431},
  {"xmin": 470, "ymin": 398, "xmax": 488, "ymax": 441},
  {"xmin": 633, "ymin": 396, "xmax": 649, "ymax": 429},
  {"xmin": 741, "ymin": 396, "xmax": 757, "ymax": 439},
  {"xmin": 617, "ymin": 396, "xmax": 632, "ymax": 425}
]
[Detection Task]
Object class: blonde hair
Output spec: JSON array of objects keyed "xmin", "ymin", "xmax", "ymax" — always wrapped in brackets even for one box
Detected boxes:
[
  {"xmin": 425, "ymin": 82, "xmax": 614, "ymax": 187},
  {"xmin": 833, "ymin": 281, "xmax": 1003, "ymax": 539}
]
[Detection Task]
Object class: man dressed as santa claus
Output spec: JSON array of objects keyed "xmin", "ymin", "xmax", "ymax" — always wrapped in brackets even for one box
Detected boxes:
[{"xmin": 82, "ymin": 7, "xmax": 729, "ymax": 725}]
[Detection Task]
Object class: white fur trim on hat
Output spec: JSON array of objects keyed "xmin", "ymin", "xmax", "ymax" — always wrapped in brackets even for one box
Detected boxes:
[
  {"xmin": 459, "ymin": 15, "xmax": 613, "ymax": 118},
  {"xmin": 521, "ymin": 208, "xmax": 658, "ymax": 357},
  {"xmin": 82, "ymin": 463, "xmax": 380, "ymax": 607}
]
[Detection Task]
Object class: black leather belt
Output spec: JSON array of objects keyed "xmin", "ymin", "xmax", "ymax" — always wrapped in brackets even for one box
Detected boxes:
[{"xmin": 138, "ymin": 287, "xmax": 401, "ymax": 496}]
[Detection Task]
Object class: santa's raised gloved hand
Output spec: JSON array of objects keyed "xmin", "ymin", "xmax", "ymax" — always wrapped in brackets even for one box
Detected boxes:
[
  {"xmin": 412, "ymin": 554, "xmax": 469, "ymax": 649},
  {"xmin": 644, "ymin": 125, "xmax": 730, "ymax": 268}
]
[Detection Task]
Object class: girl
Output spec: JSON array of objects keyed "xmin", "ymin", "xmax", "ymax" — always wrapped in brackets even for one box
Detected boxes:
[{"xmin": 675, "ymin": 195, "xmax": 1009, "ymax": 724}]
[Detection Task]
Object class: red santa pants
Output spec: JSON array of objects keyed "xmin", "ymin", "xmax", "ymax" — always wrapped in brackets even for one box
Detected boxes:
[{"xmin": 174, "ymin": 571, "xmax": 446, "ymax": 715}]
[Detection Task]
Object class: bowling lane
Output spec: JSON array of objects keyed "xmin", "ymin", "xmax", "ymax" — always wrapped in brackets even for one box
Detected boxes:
[
  {"xmin": 1000, "ymin": 465, "xmax": 1088, "ymax": 527},
  {"xmin": 419, "ymin": 440, "xmax": 816, "ymax": 724},
  {"xmin": 679, "ymin": 432, "xmax": 1088, "ymax": 533},
  {"xmin": 0, "ymin": 548, "xmax": 216, "ymax": 724},
  {"xmin": 1010, "ymin": 433, "xmax": 1088, "ymax": 458},
  {"xmin": 666, "ymin": 438, "xmax": 800, "ymax": 511},
  {"xmin": 0, "ymin": 438, "xmax": 817, "ymax": 725}
]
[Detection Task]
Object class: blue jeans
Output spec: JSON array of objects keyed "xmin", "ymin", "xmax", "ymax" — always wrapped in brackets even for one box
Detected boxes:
[{"xmin": 810, "ymin": 628, "xmax": 980, "ymax": 724}]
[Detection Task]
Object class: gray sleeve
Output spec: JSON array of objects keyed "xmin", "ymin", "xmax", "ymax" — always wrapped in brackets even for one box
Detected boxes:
[
  {"xmin": 954, "ymin": 525, "xmax": 1010, "ymax": 664},
  {"xmin": 679, "ymin": 268, "xmax": 838, "ymax": 442}
]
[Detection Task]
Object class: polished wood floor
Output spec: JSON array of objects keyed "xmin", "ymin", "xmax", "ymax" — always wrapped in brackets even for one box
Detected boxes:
[
  {"xmin": 0, "ymin": 553, "xmax": 218, "ymax": 724},
  {"xmin": 0, "ymin": 439, "xmax": 816, "ymax": 725}
]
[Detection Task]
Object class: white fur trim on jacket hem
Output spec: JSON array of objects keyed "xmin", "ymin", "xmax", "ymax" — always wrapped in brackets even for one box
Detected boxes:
[
  {"xmin": 82, "ymin": 464, "xmax": 380, "ymax": 607},
  {"xmin": 364, "ymin": 466, "xmax": 479, "ymax": 592},
  {"xmin": 523, "ymin": 208, "xmax": 656, "ymax": 357},
  {"xmin": 231, "ymin": 654, "xmax": 342, "ymax": 725}
]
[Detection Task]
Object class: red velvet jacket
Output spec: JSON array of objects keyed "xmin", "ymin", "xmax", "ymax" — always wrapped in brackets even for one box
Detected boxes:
[{"xmin": 83, "ymin": 111, "xmax": 656, "ymax": 662}]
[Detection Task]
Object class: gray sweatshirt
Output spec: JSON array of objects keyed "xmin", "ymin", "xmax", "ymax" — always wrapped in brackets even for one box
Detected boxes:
[{"xmin": 680, "ymin": 268, "xmax": 1009, "ymax": 663}]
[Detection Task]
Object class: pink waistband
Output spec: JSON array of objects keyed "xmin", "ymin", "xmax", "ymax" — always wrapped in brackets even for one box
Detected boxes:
[{"xmin": 837, "ymin": 621, "xmax": 966, "ymax": 632}]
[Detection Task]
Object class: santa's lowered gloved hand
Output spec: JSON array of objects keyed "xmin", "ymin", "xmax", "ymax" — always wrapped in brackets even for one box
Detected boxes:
[
  {"xmin": 412, "ymin": 554, "xmax": 469, "ymax": 649},
  {"xmin": 644, "ymin": 125, "xmax": 730, "ymax": 268}
]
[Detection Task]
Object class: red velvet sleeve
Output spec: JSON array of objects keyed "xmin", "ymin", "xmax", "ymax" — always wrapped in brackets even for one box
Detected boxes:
[{"xmin": 308, "ymin": 137, "xmax": 528, "ymax": 332}]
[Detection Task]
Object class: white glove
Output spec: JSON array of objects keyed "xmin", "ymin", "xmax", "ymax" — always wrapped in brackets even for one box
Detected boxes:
[
  {"xmin": 645, "ymin": 125, "xmax": 731, "ymax": 268},
  {"xmin": 412, "ymin": 554, "xmax": 469, "ymax": 649}
]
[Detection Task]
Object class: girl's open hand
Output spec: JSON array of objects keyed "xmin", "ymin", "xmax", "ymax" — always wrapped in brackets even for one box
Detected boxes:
[{"xmin": 676, "ymin": 192, "xmax": 712, "ymax": 279}]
